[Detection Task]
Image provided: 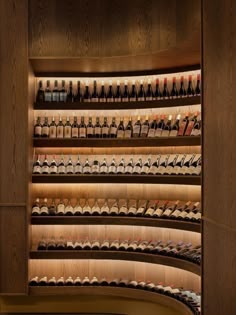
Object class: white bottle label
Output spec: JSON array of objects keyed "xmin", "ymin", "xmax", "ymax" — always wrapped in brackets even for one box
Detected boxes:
[
  {"xmin": 100, "ymin": 165, "xmax": 108, "ymax": 173},
  {"xmin": 67, "ymin": 241, "xmax": 74, "ymax": 248},
  {"xmin": 163, "ymin": 209, "xmax": 172, "ymax": 216},
  {"xmin": 65, "ymin": 206, "xmax": 74, "ymax": 213},
  {"xmin": 141, "ymin": 165, "xmax": 149, "ymax": 174},
  {"xmin": 49, "ymin": 126, "xmax": 56, "ymax": 138},
  {"xmin": 124, "ymin": 130, "xmax": 132, "ymax": 138},
  {"xmin": 64, "ymin": 126, "xmax": 71, "ymax": 138},
  {"xmin": 107, "ymin": 97, "xmax": 113, "ymax": 102},
  {"xmin": 125, "ymin": 165, "xmax": 133, "ymax": 173},
  {"xmin": 155, "ymin": 128, "xmax": 162, "ymax": 137},
  {"xmin": 186, "ymin": 211, "xmax": 195, "ymax": 219},
  {"xmin": 117, "ymin": 165, "xmax": 124, "ymax": 173},
  {"xmin": 110, "ymin": 127, "xmax": 117, "ymax": 135},
  {"xmin": 41, "ymin": 206, "xmax": 48, "ymax": 213},
  {"xmin": 114, "ymin": 97, "xmax": 121, "ymax": 102},
  {"xmin": 87, "ymin": 127, "xmax": 93, "ymax": 135},
  {"xmin": 178, "ymin": 211, "xmax": 188, "ymax": 218},
  {"xmin": 147, "ymin": 129, "xmax": 155, "ymax": 137},
  {"xmin": 101, "ymin": 207, "xmax": 109, "ymax": 214},
  {"xmin": 42, "ymin": 165, "xmax": 49, "ymax": 173},
  {"xmin": 133, "ymin": 125, "xmax": 140, "ymax": 135},
  {"xmin": 83, "ymin": 166, "xmax": 91, "ymax": 173},
  {"xmin": 35, "ymin": 126, "xmax": 42, "ymax": 136},
  {"xmin": 136, "ymin": 207, "xmax": 145, "ymax": 214},
  {"xmin": 45, "ymin": 92, "xmax": 51, "ymax": 102},
  {"xmin": 128, "ymin": 207, "xmax": 137, "ymax": 214},
  {"xmin": 79, "ymin": 127, "xmax": 86, "ymax": 137},
  {"xmin": 146, "ymin": 96, "xmax": 153, "ymax": 101},
  {"xmin": 119, "ymin": 206, "xmax": 128, "ymax": 214},
  {"xmin": 169, "ymin": 130, "xmax": 178, "ymax": 137},
  {"xmin": 149, "ymin": 165, "xmax": 158, "ymax": 174},
  {"xmin": 146, "ymin": 208, "xmax": 155, "ymax": 215},
  {"xmin": 33, "ymin": 165, "xmax": 41, "ymax": 173},
  {"xmin": 157, "ymin": 166, "xmax": 166, "ymax": 174},
  {"xmin": 154, "ymin": 208, "xmax": 163, "ymax": 217},
  {"xmin": 42, "ymin": 126, "xmax": 49, "ymax": 135},
  {"xmin": 117, "ymin": 130, "xmax": 124, "ymax": 138},
  {"xmin": 99, "ymin": 98, "xmax": 106, "ymax": 103},
  {"xmin": 165, "ymin": 165, "xmax": 174, "ymax": 174},
  {"xmin": 72, "ymin": 127, "xmax": 79, "ymax": 137},
  {"xmin": 75, "ymin": 165, "xmax": 82, "ymax": 173},
  {"xmin": 194, "ymin": 212, "xmax": 201, "ymax": 220},
  {"xmin": 95, "ymin": 127, "xmax": 101, "ymax": 135},
  {"xmin": 59, "ymin": 92, "xmax": 67, "ymax": 102},
  {"xmin": 52, "ymin": 92, "xmax": 59, "ymax": 102},
  {"xmin": 102, "ymin": 127, "xmax": 109, "ymax": 135},
  {"xmin": 141, "ymin": 125, "xmax": 149, "ymax": 135},
  {"xmin": 92, "ymin": 165, "xmax": 99, "ymax": 173},
  {"xmin": 92, "ymin": 207, "xmax": 100, "ymax": 214},
  {"xmin": 161, "ymin": 130, "xmax": 170, "ymax": 137},
  {"xmin": 122, "ymin": 97, "xmax": 129, "ymax": 102},
  {"xmin": 130, "ymin": 97, "xmax": 136, "ymax": 102},
  {"xmin": 58, "ymin": 165, "xmax": 66, "ymax": 173},
  {"xmin": 32, "ymin": 206, "xmax": 40, "ymax": 214},
  {"xmin": 74, "ymin": 206, "xmax": 82, "ymax": 214},
  {"xmin": 66, "ymin": 165, "xmax": 74, "ymax": 173},
  {"xmin": 133, "ymin": 166, "xmax": 141, "ymax": 173},
  {"xmin": 91, "ymin": 98, "xmax": 99, "ymax": 102},
  {"xmin": 109, "ymin": 165, "xmax": 116, "ymax": 173},
  {"xmin": 110, "ymin": 206, "xmax": 119, "ymax": 214},
  {"xmin": 192, "ymin": 166, "xmax": 201, "ymax": 175},
  {"xmin": 57, "ymin": 126, "xmax": 64, "ymax": 138},
  {"xmin": 50, "ymin": 165, "xmax": 57, "ymax": 173},
  {"xmin": 171, "ymin": 209, "xmax": 181, "ymax": 217},
  {"xmin": 173, "ymin": 166, "xmax": 181, "ymax": 174},
  {"xmin": 138, "ymin": 97, "xmax": 145, "ymax": 101}
]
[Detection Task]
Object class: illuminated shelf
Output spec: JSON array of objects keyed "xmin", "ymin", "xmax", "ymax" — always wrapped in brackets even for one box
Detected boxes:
[
  {"xmin": 33, "ymin": 136, "xmax": 201, "ymax": 148},
  {"xmin": 34, "ymin": 96, "xmax": 200, "ymax": 110},
  {"xmin": 31, "ymin": 216, "xmax": 200, "ymax": 233},
  {"xmin": 32, "ymin": 174, "xmax": 201, "ymax": 185}
]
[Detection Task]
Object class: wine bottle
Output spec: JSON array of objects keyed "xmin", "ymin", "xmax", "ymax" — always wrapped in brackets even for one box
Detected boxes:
[
  {"xmin": 65, "ymin": 276, "xmax": 74, "ymax": 286},
  {"xmin": 177, "ymin": 113, "xmax": 189, "ymax": 136},
  {"xmin": 38, "ymin": 239, "xmax": 47, "ymax": 250},
  {"xmin": 45, "ymin": 80, "xmax": 52, "ymax": 102},
  {"xmin": 56, "ymin": 237, "xmax": 66, "ymax": 250},
  {"xmin": 57, "ymin": 199, "xmax": 65, "ymax": 216},
  {"xmin": 122, "ymin": 80, "xmax": 129, "ymax": 102},
  {"xmin": 74, "ymin": 276, "xmax": 82, "ymax": 286},
  {"xmin": 33, "ymin": 155, "xmax": 41, "ymax": 174},
  {"xmin": 145, "ymin": 281, "xmax": 156, "ymax": 291},
  {"xmin": 86, "ymin": 117, "xmax": 94, "ymax": 138},
  {"xmin": 114, "ymin": 80, "xmax": 122, "ymax": 102},
  {"xmin": 107, "ymin": 81, "xmax": 114, "ymax": 102},
  {"xmin": 110, "ymin": 200, "xmax": 119, "ymax": 215},
  {"xmin": 117, "ymin": 118, "xmax": 125, "ymax": 138},
  {"xmin": 195, "ymin": 74, "xmax": 201, "ymax": 95},
  {"xmin": 94, "ymin": 117, "xmax": 101, "ymax": 138},
  {"xmin": 32, "ymin": 198, "xmax": 41, "ymax": 216},
  {"xmin": 130, "ymin": 80, "xmax": 137, "ymax": 101},
  {"xmin": 64, "ymin": 117, "xmax": 72, "ymax": 138},
  {"xmin": 91, "ymin": 80, "xmax": 99, "ymax": 102},
  {"xmin": 140, "ymin": 157, "xmax": 151, "ymax": 174},
  {"xmin": 40, "ymin": 198, "xmax": 49, "ymax": 215},
  {"xmin": 136, "ymin": 280, "xmax": 147, "ymax": 289},
  {"xmin": 59, "ymin": 80, "xmax": 67, "ymax": 102},
  {"xmin": 74, "ymin": 240, "xmax": 83, "ymax": 250},
  {"xmin": 170, "ymin": 201, "xmax": 189, "ymax": 219},
  {"xmin": 133, "ymin": 158, "xmax": 142, "ymax": 174},
  {"xmin": 41, "ymin": 155, "xmax": 50, "ymax": 174},
  {"xmin": 102, "ymin": 117, "xmax": 109, "ymax": 138},
  {"xmin": 147, "ymin": 116, "xmax": 158, "ymax": 137},
  {"xmin": 190, "ymin": 156, "xmax": 201, "ymax": 175},
  {"xmin": 79, "ymin": 116, "xmax": 86, "ymax": 138},
  {"xmin": 42, "ymin": 117, "xmax": 49, "ymax": 137},
  {"xmin": 109, "ymin": 117, "xmax": 117, "ymax": 138},
  {"xmin": 146, "ymin": 79, "xmax": 153, "ymax": 101},
  {"xmin": 83, "ymin": 158, "xmax": 91, "ymax": 174},
  {"xmin": 119, "ymin": 239, "xmax": 129, "ymax": 251},
  {"xmin": 58, "ymin": 155, "xmax": 66, "ymax": 174},
  {"xmin": 179, "ymin": 76, "xmax": 186, "ymax": 97},
  {"xmin": 73, "ymin": 200, "xmax": 83, "ymax": 216},
  {"xmin": 67, "ymin": 81, "xmax": 74, "ymax": 102},
  {"xmin": 140, "ymin": 116, "xmax": 149, "ymax": 137},
  {"xmin": 83, "ymin": 238, "xmax": 92, "ymax": 249},
  {"xmin": 49, "ymin": 156, "xmax": 58, "ymax": 174},
  {"xmin": 38, "ymin": 276, "xmax": 48, "ymax": 286},
  {"xmin": 100, "ymin": 200, "xmax": 110, "ymax": 216},
  {"xmin": 100, "ymin": 239, "xmax": 110, "ymax": 250},
  {"xmin": 156, "ymin": 155, "xmax": 169, "ymax": 175},
  {"xmin": 57, "ymin": 116, "xmax": 64, "ymax": 138},
  {"xmin": 145, "ymin": 201, "xmax": 158, "ymax": 216},
  {"xmin": 108, "ymin": 157, "xmax": 117, "ymax": 174},
  {"xmin": 48, "ymin": 277, "xmax": 57, "ymax": 286},
  {"xmin": 64, "ymin": 200, "xmax": 74, "ymax": 216},
  {"xmin": 117, "ymin": 157, "xmax": 125, "ymax": 174},
  {"xmin": 127, "ymin": 240, "xmax": 139, "ymax": 251},
  {"xmin": 124, "ymin": 158, "xmax": 133, "ymax": 174},
  {"xmin": 91, "ymin": 158, "xmax": 100, "ymax": 174},
  {"xmin": 184, "ymin": 112, "xmax": 198, "ymax": 136},
  {"xmin": 170, "ymin": 77, "xmax": 178, "ymax": 98},
  {"xmin": 155, "ymin": 115, "xmax": 165, "ymax": 137},
  {"xmin": 52, "ymin": 80, "xmax": 59, "ymax": 102},
  {"xmin": 133, "ymin": 116, "xmax": 141, "ymax": 137},
  {"xmin": 173, "ymin": 155, "xmax": 186, "ymax": 175},
  {"xmin": 127, "ymin": 201, "xmax": 137, "ymax": 216},
  {"xmin": 119, "ymin": 201, "xmax": 128, "ymax": 216},
  {"xmin": 36, "ymin": 81, "xmax": 45, "ymax": 102},
  {"xmin": 162, "ymin": 78, "xmax": 170, "ymax": 99},
  {"xmin": 100, "ymin": 158, "xmax": 108, "ymax": 174},
  {"xmin": 180, "ymin": 154, "xmax": 195, "ymax": 175},
  {"xmin": 154, "ymin": 78, "xmax": 162, "ymax": 99},
  {"xmin": 136, "ymin": 240, "xmax": 149, "ymax": 252},
  {"xmin": 124, "ymin": 117, "xmax": 133, "ymax": 138},
  {"xmin": 100, "ymin": 278, "xmax": 109, "ymax": 286},
  {"xmin": 127, "ymin": 280, "xmax": 138, "ymax": 288},
  {"xmin": 153, "ymin": 200, "xmax": 168, "ymax": 217},
  {"xmin": 177, "ymin": 202, "xmax": 192, "ymax": 220},
  {"xmin": 161, "ymin": 115, "xmax": 172, "ymax": 137},
  {"xmin": 83, "ymin": 82, "xmax": 91, "ymax": 102},
  {"xmin": 34, "ymin": 117, "xmax": 42, "ymax": 137},
  {"xmin": 110, "ymin": 239, "xmax": 120, "ymax": 250},
  {"xmin": 164, "ymin": 155, "xmax": 178, "ymax": 175},
  {"xmin": 110, "ymin": 279, "xmax": 120, "ymax": 286},
  {"xmin": 57, "ymin": 277, "xmax": 65, "ymax": 286},
  {"xmin": 99, "ymin": 81, "xmax": 106, "ymax": 102},
  {"xmin": 191, "ymin": 115, "xmax": 201, "ymax": 136},
  {"xmin": 149, "ymin": 155, "xmax": 161, "ymax": 175},
  {"xmin": 71, "ymin": 116, "xmax": 79, "ymax": 138},
  {"xmin": 187, "ymin": 75, "xmax": 195, "ymax": 96},
  {"xmin": 137, "ymin": 79, "xmax": 145, "ymax": 101},
  {"xmin": 47, "ymin": 237, "xmax": 56, "ymax": 250},
  {"xmin": 90, "ymin": 276, "xmax": 99, "ymax": 285},
  {"xmin": 48, "ymin": 199, "xmax": 56, "ymax": 215},
  {"xmin": 162, "ymin": 201, "xmax": 179, "ymax": 218},
  {"xmin": 74, "ymin": 81, "xmax": 82, "ymax": 102},
  {"xmin": 136, "ymin": 200, "xmax": 147, "ymax": 216},
  {"xmin": 66, "ymin": 156, "xmax": 74, "ymax": 174},
  {"xmin": 91, "ymin": 200, "xmax": 101, "ymax": 216},
  {"xmin": 49, "ymin": 117, "xmax": 57, "ymax": 138},
  {"xmin": 169, "ymin": 114, "xmax": 181, "ymax": 137}
]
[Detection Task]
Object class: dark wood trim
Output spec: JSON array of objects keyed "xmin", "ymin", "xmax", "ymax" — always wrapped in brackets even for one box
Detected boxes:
[
  {"xmin": 31, "ymin": 216, "xmax": 200, "ymax": 233},
  {"xmin": 34, "ymin": 96, "xmax": 200, "ymax": 110},
  {"xmin": 32, "ymin": 174, "xmax": 201, "ymax": 185},
  {"xmin": 33, "ymin": 136, "xmax": 201, "ymax": 148},
  {"xmin": 29, "ymin": 250, "xmax": 200, "ymax": 275}
]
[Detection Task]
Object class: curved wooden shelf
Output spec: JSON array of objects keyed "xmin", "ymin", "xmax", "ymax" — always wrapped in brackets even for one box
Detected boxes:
[
  {"xmin": 33, "ymin": 136, "xmax": 201, "ymax": 148},
  {"xmin": 29, "ymin": 250, "xmax": 200, "ymax": 275},
  {"xmin": 32, "ymin": 174, "xmax": 201, "ymax": 185},
  {"xmin": 31, "ymin": 216, "xmax": 200, "ymax": 233},
  {"xmin": 29, "ymin": 286, "xmax": 193, "ymax": 315},
  {"xmin": 34, "ymin": 96, "xmax": 200, "ymax": 110}
]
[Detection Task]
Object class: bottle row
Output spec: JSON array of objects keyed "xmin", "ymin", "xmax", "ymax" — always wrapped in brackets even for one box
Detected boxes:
[
  {"xmin": 36, "ymin": 75, "xmax": 201, "ymax": 103},
  {"xmin": 36, "ymin": 239, "xmax": 201, "ymax": 264},
  {"xmin": 32, "ymin": 198, "xmax": 201, "ymax": 222},
  {"xmin": 34, "ymin": 113, "xmax": 201, "ymax": 139},
  {"xmin": 29, "ymin": 276, "xmax": 201, "ymax": 314},
  {"xmin": 32, "ymin": 154, "xmax": 201, "ymax": 176}
]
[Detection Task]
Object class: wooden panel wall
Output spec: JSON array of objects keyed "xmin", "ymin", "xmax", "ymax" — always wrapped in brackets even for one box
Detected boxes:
[
  {"xmin": 202, "ymin": 0, "xmax": 236, "ymax": 314},
  {"xmin": 0, "ymin": 0, "xmax": 28, "ymax": 294}
]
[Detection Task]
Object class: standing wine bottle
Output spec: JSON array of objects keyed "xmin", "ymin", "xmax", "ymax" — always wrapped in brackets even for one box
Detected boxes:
[
  {"xmin": 124, "ymin": 158, "xmax": 133, "ymax": 174},
  {"xmin": 169, "ymin": 114, "xmax": 181, "ymax": 137},
  {"xmin": 133, "ymin": 158, "xmax": 142, "ymax": 174},
  {"xmin": 83, "ymin": 158, "xmax": 91, "ymax": 174},
  {"xmin": 41, "ymin": 155, "xmax": 50, "ymax": 174},
  {"xmin": 74, "ymin": 81, "xmax": 82, "ymax": 102},
  {"xmin": 83, "ymin": 82, "xmax": 91, "ymax": 102},
  {"xmin": 154, "ymin": 78, "xmax": 162, "ymax": 100},
  {"xmin": 48, "ymin": 199, "xmax": 56, "ymax": 215},
  {"xmin": 108, "ymin": 157, "xmax": 117, "ymax": 174},
  {"xmin": 122, "ymin": 80, "xmax": 129, "ymax": 102},
  {"xmin": 79, "ymin": 116, "xmax": 87, "ymax": 138},
  {"xmin": 67, "ymin": 81, "xmax": 74, "ymax": 102},
  {"xmin": 34, "ymin": 117, "xmax": 42, "ymax": 137},
  {"xmin": 64, "ymin": 117, "xmax": 72, "ymax": 138},
  {"xmin": 40, "ymin": 198, "xmax": 49, "ymax": 215},
  {"xmin": 146, "ymin": 79, "xmax": 153, "ymax": 101},
  {"xmin": 130, "ymin": 80, "xmax": 137, "ymax": 101},
  {"xmin": 155, "ymin": 115, "xmax": 165, "ymax": 137},
  {"xmin": 140, "ymin": 116, "xmax": 149, "ymax": 137},
  {"xmin": 57, "ymin": 116, "xmax": 64, "ymax": 138},
  {"xmin": 149, "ymin": 155, "xmax": 161, "ymax": 175},
  {"xmin": 140, "ymin": 157, "xmax": 151, "ymax": 174},
  {"xmin": 71, "ymin": 116, "xmax": 79, "ymax": 138},
  {"xmin": 42, "ymin": 117, "xmax": 50, "ymax": 137},
  {"xmin": 161, "ymin": 115, "xmax": 172, "ymax": 137},
  {"xmin": 91, "ymin": 80, "xmax": 99, "ymax": 102},
  {"xmin": 162, "ymin": 78, "xmax": 170, "ymax": 99},
  {"xmin": 74, "ymin": 155, "xmax": 82, "ymax": 174},
  {"xmin": 178, "ymin": 113, "xmax": 189, "ymax": 136},
  {"xmin": 45, "ymin": 80, "xmax": 52, "ymax": 102},
  {"xmin": 58, "ymin": 155, "xmax": 66, "ymax": 174},
  {"xmin": 49, "ymin": 117, "xmax": 57, "ymax": 138},
  {"xmin": 49, "ymin": 156, "xmax": 58, "ymax": 174},
  {"xmin": 100, "ymin": 158, "xmax": 108, "ymax": 174},
  {"xmin": 33, "ymin": 155, "xmax": 41, "ymax": 174},
  {"xmin": 87, "ymin": 117, "xmax": 94, "ymax": 138},
  {"xmin": 107, "ymin": 81, "xmax": 114, "ymax": 102},
  {"xmin": 147, "ymin": 116, "xmax": 158, "ymax": 137},
  {"xmin": 117, "ymin": 157, "xmax": 125, "ymax": 174},
  {"xmin": 109, "ymin": 117, "xmax": 117, "ymax": 138},
  {"xmin": 124, "ymin": 117, "xmax": 133, "ymax": 138},
  {"xmin": 179, "ymin": 76, "xmax": 186, "ymax": 97},
  {"xmin": 184, "ymin": 113, "xmax": 198, "ymax": 136},
  {"xmin": 137, "ymin": 79, "xmax": 145, "ymax": 101},
  {"xmin": 187, "ymin": 75, "xmax": 195, "ymax": 96},
  {"xmin": 117, "ymin": 118, "xmax": 125, "ymax": 138},
  {"xmin": 195, "ymin": 74, "xmax": 201, "ymax": 95},
  {"xmin": 133, "ymin": 116, "xmax": 141, "ymax": 137},
  {"xmin": 102, "ymin": 117, "xmax": 109, "ymax": 138},
  {"xmin": 91, "ymin": 158, "xmax": 100, "ymax": 174},
  {"xmin": 94, "ymin": 117, "xmax": 102, "ymax": 138},
  {"xmin": 170, "ymin": 77, "xmax": 178, "ymax": 98},
  {"xmin": 32, "ymin": 198, "xmax": 41, "ymax": 216},
  {"xmin": 114, "ymin": 80, "xmax": 122, "ymax": 102},
  {"xmin": 59, "ymin": 80, "xmax": 67, "ymax": 102},
  {"xmin": 99, "ymin": 81, "xmax": 107, "ymax": 102},
  {"xmin": 52, "ymin": 80, "xmax": 59, "ymax": 102},
  {"xmin": 36, "ymin": 81, "xmax": 45, "ymax": 102},
  {"xmin": 66, "ymin": 156, "xmax": 74, "ymax": 174}
]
